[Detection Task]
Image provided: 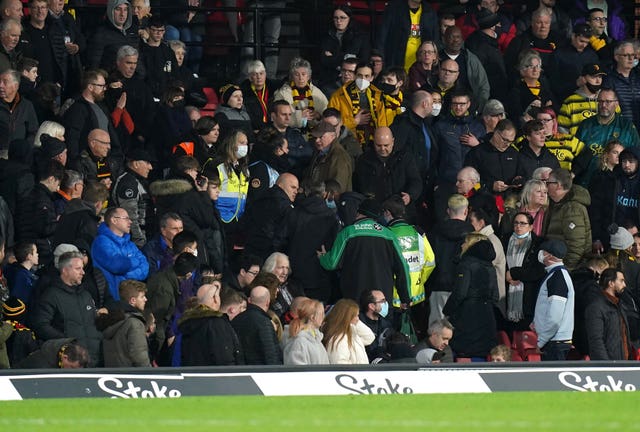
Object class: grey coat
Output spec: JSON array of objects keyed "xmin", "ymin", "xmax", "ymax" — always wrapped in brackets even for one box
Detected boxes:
[{"xmin": 283, "ymin": 328, "xmax": 330, "ymax": 365}]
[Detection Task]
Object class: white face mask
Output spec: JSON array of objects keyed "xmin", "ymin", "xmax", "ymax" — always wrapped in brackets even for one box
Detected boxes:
[
  {"xmin": 432, "ymin": 103, "xmax": 442, "ymax": 116},
  {"xmin": 634, "ymin": 59, "xmax": 639, "ymax": 68},
  {"xmin": 355, "ymin": 78, "xmax": 370, "ymax": 91},
  {"xmin": 236, "ymin": 145, "xmax": 248, "ymax": 158},
  {"xmin": 537, "ymin": 250, "xmax": 546, "ymax": 264}
]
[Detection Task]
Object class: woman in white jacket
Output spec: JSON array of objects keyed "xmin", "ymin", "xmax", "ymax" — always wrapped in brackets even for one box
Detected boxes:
[
  {"xmin": 283, "ymin": 299, "xmax": 330, "ymax": 365},
  {"xmin": 322, "ymin": 299, "xmax": 375, "ymax": 364}
]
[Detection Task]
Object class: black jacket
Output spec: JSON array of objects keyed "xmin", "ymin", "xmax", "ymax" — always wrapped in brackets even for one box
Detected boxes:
[
  {"xmin": 150, "ymin": 176, "xmax": 226, "ymax": 272},
  {"xmin": 52, "ymin": 198, "xmax": 99, "ymax": 252},
  {"xmin": 390, "ymin": 109, "xmax": 438, "ymax": 190},
  {"xmin": 15, "ymin": 183, "xmax": 58, "ymax": 266},
  {"xmin": 15, "ymin": 337, "xmax": 75, "ymax": 369},
  {"xmin": 585, "ymin": 291, "xmax": 633, "ymax": 360},
  {"xmin": 283, "ymin": 195, "xmax": 340, "ymax": 303},
  {"xmin": 32, "ymin": 277, "xmax": 103, "ymax": 366},
  {"xmin": 465, "ymin": 30, "xmax": 508, "ymax": 102},
  {"xmin": 86, "ymin": 19, "xmax": 139, "ymax": 70},
  {"xmin": 231, "ymin": 304, "xmax": 283, "ymax": 365},
  {"xmin": 242, "ymin": 185, "xmax": 293, "ymax": 260},
  {"xmin": 0, "ymin": 95, "xmax": 38, "ymax": 153},
  {"xmin": 240, "ymin": 78, "xmax": 280, "ymax": 132},
  {"xmin": 517, "ymin": 141, "xmax": 560, "ymax": 181},
  {"xmin": 464, "ymin": 136, "xmax": 520, "ymax": 194},
  {"xmin": 571, "ymin": 266, "xmax": 605, "ymax": 356},
  {"xmin": 353, "ymin": 148, "xmax": 423, "ymax": 206},
  {"xmin": 587, "ymin": 168, "xmax": 617, "ymax": 248},
  {"xmin": 0, "ymin": 158, "xmax": 34, "ymax": 216},
  {"xmin": 318, "ymin": 25, "xmax": 370, "ymax": 85},
  {"xmin": 425, "ymin": 218, "xmax": 474, "ymax": 293},
  {"xmin": 178, "ymin": 304, "xmax": 244, "ymax": 366},
  {"xmin": 506, "ymin": 78, "xmax": 556, "ymax": 126},
  {"xmin": 443, "ymin": 240, "xmax": 498, "ymax": 357},
  {"xmin": 375, "ymin": 0, "xmax": 439, "ymax": 68}
]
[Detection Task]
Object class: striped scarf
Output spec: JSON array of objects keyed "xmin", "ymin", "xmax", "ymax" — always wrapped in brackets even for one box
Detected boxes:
[
  {"xmin": 346, "ymin": 82, "xmax": 380, "ymax": 146},
  {"xmin": 252, "ymin": 84, "xmax": 269, "ymax": 123},
  {"xmin": 290, "ymin": 83, "xmax": 314, "ymax": 110}
]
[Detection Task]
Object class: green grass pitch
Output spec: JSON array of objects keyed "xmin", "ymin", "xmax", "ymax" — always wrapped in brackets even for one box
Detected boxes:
[{"xmin": 1, "ymin": 392, "xmax": 636, "ymax": 431}]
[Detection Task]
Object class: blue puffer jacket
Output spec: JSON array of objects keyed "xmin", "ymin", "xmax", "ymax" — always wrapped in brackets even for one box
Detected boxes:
[{"xmin": 91, "ymin": 223, "xmax": 149, "ymax": 300}]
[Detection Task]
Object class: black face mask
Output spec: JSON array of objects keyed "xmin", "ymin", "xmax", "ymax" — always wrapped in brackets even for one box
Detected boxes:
[
  {"xmin": 377, "ymin": 82, "xmax": 396, "ymax": 94},
  {"xmin": 585, "ymin": 82, "xmax": 601, "ymax": 94},
  {"xmin": 172, "ymin": 99, "xmax": 185, "ymax": 109}
]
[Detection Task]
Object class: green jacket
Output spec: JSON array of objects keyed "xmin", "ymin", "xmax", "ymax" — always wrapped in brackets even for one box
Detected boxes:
[{"xmin": 543, "ymin": 185, "xmax": 592, "ymax": 270}]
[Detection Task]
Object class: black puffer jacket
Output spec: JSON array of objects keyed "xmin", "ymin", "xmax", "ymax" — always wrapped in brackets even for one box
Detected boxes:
[
  {"xmin": 178, "ymin": 304, "xmax": 243, "ymax": 366},
  {"xmin": 443, "ymin": 239, "xmax": 498, "ymax": 357},
  {"xmin": 231, "ymin": 304, "xmax": 283, "ymax": 365},
  {"xmin": 585, "ymin": 291, "xmax": 633, "ymax": 360},
  {"xmin": 318, "ymin": 25, "xmax": 370, "ymax": 85},
  {"xmin": 31, "ymin": 277, "xmax": 103, "ymax": 366}
]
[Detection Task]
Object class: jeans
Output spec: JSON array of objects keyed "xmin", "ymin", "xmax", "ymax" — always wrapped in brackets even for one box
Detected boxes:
[{"xmin": 542, "ymin": 341, "xmax": 571, "ymax": 361}]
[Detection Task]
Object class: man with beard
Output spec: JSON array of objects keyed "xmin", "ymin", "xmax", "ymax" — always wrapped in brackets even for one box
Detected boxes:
[
  {"xmin": 585, "ymin": 268, "xmax": 634, "ymax": 360},
  {"xmin": 63, "ymin": 69, "xmax": 123, "ymax": 164}
]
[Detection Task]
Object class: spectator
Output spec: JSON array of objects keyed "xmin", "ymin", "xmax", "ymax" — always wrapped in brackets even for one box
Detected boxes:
[
  {"xmin": 15, "ymin": 160, "xmax": 64, "ymax": 267},
  {"xmin": 322, "ymin": 298, "xmax": 374, "ymax": 364},
  {"xmin": 91, "ymin": 207, "xmax": 149, "ymax": 300},
  {"xmin": 534, "ymin": 239, "xmax": 575, "ymax": 361},
  {"xmin": 245, "ymin": 128, "xmax": 291, "ymax": 203},
  {"xmin": 86, "ymin": 0, "xmax": 139, "ymax": 70},
  {"xmin": 489, "ymin": 344, "xmax": 512, "ymax": 362},
  {"xmin": 221, "ymin": 253, "xmax": 262, "ymax": 293},
  {"xmin": 16, "ymin": 338, "xmax": 89, "ymax": 368},
  {"xmin": 240, "ymin": 60, "xmax": 279, "ymax": 133},
  {"xmin": 140, "ymin": 16, "xmax": 178, "ymax": 100},
  {"xmin": 98, "ymin": 279, "xmax": 151, "ymax": 367},
  {"xmin": 558, "ymin": 63, "xmax": 606, "ymax": 136},
  {"xmin": 585, "ymin": 268, "xmax": 634, "ymax": 360},
  {"xmin": 0, "ymin": 69, "xmax": 38, "ymax": 159},
  {"xmin": 274, "ymin": 57, "xmax": 327, "ymax": 131},
  {"xmin": 283, "ymin": 298, "xmax": 329, "ymax": 365},
  {"xmin": 443, "ymin": 232, "xmax": 498, "ymax": 359},
  {"xmin": 52, "ymin": 169, "xmax": 82, "ymax": 218},
  {"xmin": 0, "ymin": 19, "xmax": 23, "ymax": 73},
  {"xmin": 219, "ymin": 285, "xmax": 247, "ymax": 320},
  {"xmin": 179, "ymin": 282, "xmax": 243, "ymax": 366},
  {"xmin": 534, "ymin": 107, "xmax": 585, "ymax": 171},
  {"xmin": 4, "ymin": 241, "xmax": 38, "ymax": 306},
  {"xmin": 359, "ymin": 289, "xmax": 393, "ymax": 362},
  {"xmin": 47, "ymin": 0, "xmax": 85, "ymax": 98},
  {"xmin": 172, "ymin": 116, "xmax": 220, "ymax": 167},
  {"xmin": 32, "ymin": 251, "xmax": 103, "ymax": 366},
  {"xmin": 214, "ymin": 84, "xmax": 254, "ymax": 144},
  {"xmin": 415, "ymin": 318, "xmax": 454, "ymax": 364},
  {"xmin": 604, "ymin": 41, "xmax": 640, "ymax": 130},
  {"xmin": 506, "ymin": 50, "xmax": 555, "ymax": 126},
  {"xmin": 141, "ymin": 212, "xmax": 183, "ymax": 276},
  {"xmin": 517, "ymin": 119, "xmax": 561, "ymax": 180},
  {"xmin": 2, "ymin": 296, "xmax": 38, "ymax": 366},
  {"xmin": 375, "ymin": 0, "xmax": 439, "ymax": 71},
  {"xmin": 73, "ymin": 128, "xmax": 120, "ymax": 192},
  {"xmin": 231, "ymin": 285, "xmax": 283, "ymax": 365},
  {"xmin": 304, "ymin": 120, "xmax": 353, "ymax": 193},
  {"xmin": 407, "ymin": 40, "xmax": 439, "ymax": 92}
]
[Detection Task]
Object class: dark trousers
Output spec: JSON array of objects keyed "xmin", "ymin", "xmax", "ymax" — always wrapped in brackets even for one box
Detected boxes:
[{"xmin": 542, "ymin": 341, "xmax": 571, "ymax": 361}]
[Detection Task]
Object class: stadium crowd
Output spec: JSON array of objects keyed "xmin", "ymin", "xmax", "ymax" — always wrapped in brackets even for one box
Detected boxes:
[{"xmin": 0, "ymin": 0, "xmax": 640, "ymax": 369}]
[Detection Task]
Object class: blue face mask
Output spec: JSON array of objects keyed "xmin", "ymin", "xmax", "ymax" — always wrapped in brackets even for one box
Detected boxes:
[
  {"xmin": 326, "ymin": 199, "xmax": 336, "ymax": 209},
  {"xmin": 379, "ymin": 301, "xmax": 389, "ymax": 318}
]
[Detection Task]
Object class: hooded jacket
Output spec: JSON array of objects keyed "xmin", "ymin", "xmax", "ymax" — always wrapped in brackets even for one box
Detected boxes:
[
  {"xmin": 178, "ymin": 304, "xmax": 243, "ymax": 366},
  {"xmin": 443, "ymin": 239, "xmax": 498, "ymax": 357},
  {"xmin": 91, "ymin": 222, "xmax": 149, "ymax": 300},
  {"xmin": 543, "ymin": 185, "xmax": 592, "ymax": 270},
  {"xmin": 52, "ymin": 198, "xmax": 100, "ymax": 252},
  {"xmin": 86, "ymin": 0, "xmax": 138, "ymax": 69},
  {"xmin": 98, "ymin": 305, "xmax": 150, "ymax": 367}
]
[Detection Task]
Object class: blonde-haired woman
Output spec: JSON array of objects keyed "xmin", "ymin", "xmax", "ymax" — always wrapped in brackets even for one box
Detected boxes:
[
  {"xmin": 443, "ymin": 232, "xmax": 498, "ymax": 360},
  {"xmin": 34, "ymin": 121, "xmax": 65, "ymax": 147},
  {"xmin": 322, "ymin": 298, "xmax": 374, "ymax": 364},
  {"xmin": 283, "ymin": 299, "xmax": 329, "ymax": 365}
]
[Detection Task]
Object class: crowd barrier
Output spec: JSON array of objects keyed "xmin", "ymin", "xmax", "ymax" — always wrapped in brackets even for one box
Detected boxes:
[{"xmin": 1, "ymin": 362, "xmax": 639, "ymax": 400}]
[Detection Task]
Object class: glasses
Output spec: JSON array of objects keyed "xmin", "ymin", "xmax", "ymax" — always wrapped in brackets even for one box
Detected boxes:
[
  {"xmin": 496, "ymin": 132, "xmax": 515, "ymax": 145},
  {"xmin": 90, "ymin": 82, "xmax": 107, "ymax": 88},
  {"xmin": 341, "ymin": 68, "xmax": 355, "ymax": 74},
  {"xmin": 590, "ymin": 16, "xmax": 607, "ymax": 22},
  {"xmin": 441, "ymin": 68, "xmax": 459, "ymax": 74},
  {"xmin": 373, "ymin": 299, "xmax": 386, "ymax": 304},
  {"xmin": 538, "ymin": 117, "xmax": 554, "ymax": 123},
  {"xmin": 150, "ymin": 27, "xmax": 166, "ymax": 33},
  {"xmin": 92, "ymin": 138, "xmax": 111, "ymax": 145},
  {"xmin": 524, "ymin": 64, "xmax": 542, "ymax": 70},
  {"xmin": 597, "ymin": 99, "xmax": 618, "ymax": 104},
  {"xmin": 333, "ymin": 15, "xmax": 349, "ymax": 21},
  {"xmin": 513, "ymin": 221, "xmax": 530, "ymax": 226},
  {"xmin": 246, "ymin": 269, "xmax": 259, "ymax": 276}
]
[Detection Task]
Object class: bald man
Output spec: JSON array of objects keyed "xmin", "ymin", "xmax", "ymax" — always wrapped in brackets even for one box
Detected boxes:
[
  {"xmin": 353, "ymin": 126, "xmax": 422, "ymax": 212},
  {"xmin": 0, "ymin": 0, "xmax": 22, "ymax": 20},
  {"xmin": 243, "ymin": 172, "xmax": 299, "ymax": 260},
  {"xmin": 179, "ymin": 281, "xmax": 244, "ymax": 366},
  {"xmin": 231, "ymin": 285, "xmax": 283, "ymax": 365},
  {"xmin": 73, "ymin": 128, "xmax": 118, "ymax": 189}
]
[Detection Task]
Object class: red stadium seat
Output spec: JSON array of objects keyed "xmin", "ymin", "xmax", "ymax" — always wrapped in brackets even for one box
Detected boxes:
[
  {"xmin": 200, "ymin": 87, "xmax": 219, "ymax": 116},
  {"xmin": 512, "ymin": 330, "xmax": 541, "ymax": 362},
  {"xmin": 455, "ymin": 357, "xmax": 472, "ymax": 363}
]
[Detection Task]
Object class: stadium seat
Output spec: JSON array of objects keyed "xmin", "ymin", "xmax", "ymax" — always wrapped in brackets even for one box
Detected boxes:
[
  {"xmin": 496, "ymin": 330, "xmax": 511, "ymax": 346},
  {"xmin": 455, "ymin": 357, "xmax": 472, "ymax": 363},
  {"xmin": 512, "ymin": 330, "xmax": 541, "ymax": 362},
  {"xmin": 200, "ymin": 87, "xmax": 219, "ymax": 116}
]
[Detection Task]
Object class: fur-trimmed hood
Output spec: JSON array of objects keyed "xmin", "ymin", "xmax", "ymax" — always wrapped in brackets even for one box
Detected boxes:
[
  {"xmin": 149, "ymin": 178, "xmax": 194, "ymax": 197},
  {"xmin": 178, "ymin": 304, "xmax": 225, "ymax": 334}
]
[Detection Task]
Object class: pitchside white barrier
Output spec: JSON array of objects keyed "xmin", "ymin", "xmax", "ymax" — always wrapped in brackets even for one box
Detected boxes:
[{"xmin": 1, "ymin": 363, "xmax": 639, "ymax": 400}]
